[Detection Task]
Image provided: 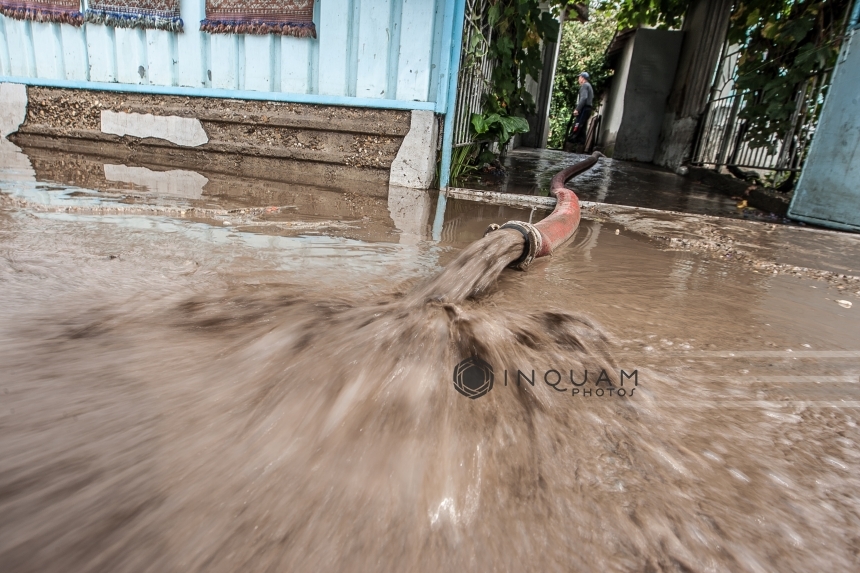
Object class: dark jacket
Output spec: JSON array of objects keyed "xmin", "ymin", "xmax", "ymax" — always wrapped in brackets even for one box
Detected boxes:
[{"xmin": 576, "ymin": 82, "xmax": 594, "ymax": 113}]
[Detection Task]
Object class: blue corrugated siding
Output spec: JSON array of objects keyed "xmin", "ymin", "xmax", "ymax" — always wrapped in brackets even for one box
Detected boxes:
[
  {"xmin": 0, "ymin": 0, "xmax": 446, "ymax": 110},
  {"xmin": 789, "ymin": 23, "xmax": 860, "ymax": 231}
]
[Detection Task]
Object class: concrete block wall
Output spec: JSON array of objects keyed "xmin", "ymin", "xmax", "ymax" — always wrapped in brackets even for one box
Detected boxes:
[{"xmin": 6, "ymin": 85, "xmax": 440, "ymax": 194}]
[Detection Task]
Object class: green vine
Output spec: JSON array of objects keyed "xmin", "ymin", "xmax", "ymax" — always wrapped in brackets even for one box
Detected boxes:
[
  {"xmin": 460, "ymin": 1, "xmax": 574, "ymax": 169},
  {"xmin": 484, "ymin": 0, "xmax": 562, "ymax": 118},
  {"xmin": 730, "ymin": 0, "xmax": 850, "ymax": 151}
]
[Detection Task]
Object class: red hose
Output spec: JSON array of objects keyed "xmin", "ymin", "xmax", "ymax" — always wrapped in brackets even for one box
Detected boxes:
[{"xmin": 534, "ymin": 152, "xmax": 601, "ymax": 258}]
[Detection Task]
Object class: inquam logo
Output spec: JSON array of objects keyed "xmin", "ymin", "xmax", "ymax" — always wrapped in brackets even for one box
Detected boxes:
[
  {"xmin": 453, "ymin": 356, "xmax": 494, "ymax": 399},
  {"xmin": 452, "ymin": 357, "xmax": 639, "ymax": 400}
]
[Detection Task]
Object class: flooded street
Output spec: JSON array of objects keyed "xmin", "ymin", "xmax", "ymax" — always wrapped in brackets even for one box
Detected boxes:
[{"xmin": 2, "ymin": 140, "xmax": 860, "ymax": 572}]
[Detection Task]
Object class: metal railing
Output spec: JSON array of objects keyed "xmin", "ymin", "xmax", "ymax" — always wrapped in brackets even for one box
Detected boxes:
[
  {"xmin": 452, "ymin": 0, "xmax": 495, "ymax": 148},
  {"xmin": 692, "ymin": 71, "xmax": 830, "ymax": 173}
]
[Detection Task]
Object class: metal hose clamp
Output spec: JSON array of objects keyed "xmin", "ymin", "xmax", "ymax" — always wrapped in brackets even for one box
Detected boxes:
[{"xmin": 484, "ymin": 220, "xmax": 543, "ymax": 270}]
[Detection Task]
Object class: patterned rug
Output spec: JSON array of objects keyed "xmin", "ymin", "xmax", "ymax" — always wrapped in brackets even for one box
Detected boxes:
[
  {"xmin": 201, "ymin": 0, "xmax": 315, "ymax": 37},
  {"xmin": 84, "ymin": 0, "xmax": 182, "ymax": 31},
  {"xmin": 0, "ymin": 0, "xmax": 83, "ymax": 25}
]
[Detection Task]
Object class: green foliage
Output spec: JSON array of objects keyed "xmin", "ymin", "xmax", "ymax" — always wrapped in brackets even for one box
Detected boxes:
[
  {"xmin": 605, "ymin": 0, "xmax": 689, "ymax": 29},
  {"xmin": 548, "ymin": 2, "xmax": 617, "ymax": 148},
  {"xmin": 460, "ymin": 0, "xmax": 566, "ymax": 170},
  {"xmin": 729, "ymin": 0, "xmax": 850, "ymax": 150},
  {"xmin": 485, "ymin": 0, "xmax": 561, "ymax": 117},
  {"xmin": 449, "ymin": 145, "xmax": 479, "ymax": 184},
  {"xmin": 596, "ymin": 0, "xmax": 851, "ymax": 151},
  {"xmin": 471, "ymin": 112, "xmax": 531, "ymax": 147}
]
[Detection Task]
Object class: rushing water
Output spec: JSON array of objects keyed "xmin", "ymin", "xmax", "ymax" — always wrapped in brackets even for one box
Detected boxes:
[{"xmin": 2, "ymin": 152, "xmax": 860, "ymax": 572}]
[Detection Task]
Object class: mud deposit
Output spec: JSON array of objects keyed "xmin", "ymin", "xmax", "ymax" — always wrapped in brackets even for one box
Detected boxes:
[{"xmin": 2, "ymin": 149, "xmax": 860, "ymax": 572}]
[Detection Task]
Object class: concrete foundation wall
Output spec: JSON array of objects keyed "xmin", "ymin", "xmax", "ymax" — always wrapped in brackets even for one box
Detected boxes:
[{"xmin": 5, "ymin": 85, "xmax": 440, "ymax": 193}]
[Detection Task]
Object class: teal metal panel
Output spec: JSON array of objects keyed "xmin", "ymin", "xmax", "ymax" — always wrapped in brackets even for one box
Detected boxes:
[
  {"xmin": 396, "ymin": 0, "xmax": 437, "ymax": 101},
  {"xmin": 437, "ymin": 0, "xmax": 466, "ymax": 189},
  {"xmin": 237, "ymin": 31, "xmax": 246, "ymax": 90},
  {"xmin": 146, "ymin": 29, "xmax": 176, "ymax": 87},
  {"xmin": 5, "ymin": 19, "xmax": 34, "ymax": 77},
  {"xmin": 176, "ymin": 0, "xmax": 206, "ymax": 87},
  {"xmin": 318, "ymin": 0, "xmax": 352, "ymax": 96},
  {"xmin": 427, "ymin": 0, "xmax": 446, "ymax": 106},
  {"xmin": 85, "ymin": 23, "xmax": 117, "ymax": 83},
  {"xmin": 355, "ymin": 0, "xmax": 392, "ymax": 99},
  {"xmin": 210, "ymin": 34, "xmax": 239, "ymax": 90},
  {"xmin": 0, "ymin": 18, "xmax": 9, "ymax": 76},
  {"xmin": 115, "ymin": 28, "xmax": 147, "ymax": 85},
  {"xmin": 280, "ymin": 35, "xmax": 312, "ymax": 93},
  {"xmin": 59, "ymin": 24, "xmax": 88, "ymax": 81},
  {"xmin": 244, "ymin": 34, "xmax": 276, "ymax": 92},
  {"xmin": 31, "ymin": 22, "xmax": 63, "ymax": 79},
  {"xmin": 789, "ymin": 21, "xmax": 860, "ymax": 231},
  {"xmin": 386, "ymin": 0, "xmax": 403, "ymax": 98}
]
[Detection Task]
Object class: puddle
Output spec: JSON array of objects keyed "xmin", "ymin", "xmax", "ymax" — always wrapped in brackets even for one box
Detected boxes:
[
  {"xmin": 103, "ymin": 164, "xmax": 209, "ymax": 199},
  {"xmin": 1, "ymin": 143, "xmax": 859, "ymax": 572}
]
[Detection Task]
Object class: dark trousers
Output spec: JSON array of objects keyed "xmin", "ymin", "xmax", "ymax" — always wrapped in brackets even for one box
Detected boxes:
[{"xmin": 570, "ymin": 106, "xmax": 592, "ymax": 144}]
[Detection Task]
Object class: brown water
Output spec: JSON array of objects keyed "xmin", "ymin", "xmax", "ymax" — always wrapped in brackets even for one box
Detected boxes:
[{"xmin": 2, "ymin": 149, "xmax": 860, "ymax": 572}]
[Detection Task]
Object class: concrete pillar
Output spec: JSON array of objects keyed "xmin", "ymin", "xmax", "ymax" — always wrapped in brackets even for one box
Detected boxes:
[
  {"xmin": 653, "ymin": 0, "xmax": 733, "ymax": 170},
  {"xmin": 389, "ymin": 110, "xmax": 439, "ymax": 189},
  {"xmin": 0, "ymin": 83, "xmax": 28, "ymax": 137}
]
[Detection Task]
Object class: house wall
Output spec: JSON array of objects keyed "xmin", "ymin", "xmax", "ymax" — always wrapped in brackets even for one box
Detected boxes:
[
  {"xmin": 599, "ymin": 34, "xmax": 635, "ymax": 155},
  {"xmin": 613, "ymin": 28, "xmax": 682, "ymax": 162},
  {"xmin": 0, "ymin": 0, "xmax": 446, "ymax": 110}
]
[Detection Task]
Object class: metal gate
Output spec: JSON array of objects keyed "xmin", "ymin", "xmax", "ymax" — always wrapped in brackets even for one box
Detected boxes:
[
  {"xmin": 692, "ymin": 45, "xmax": 830, "ymax": 173},
  {"xmin": 452, "ymin": 0, "xmax": 495, "ymax": 147}
]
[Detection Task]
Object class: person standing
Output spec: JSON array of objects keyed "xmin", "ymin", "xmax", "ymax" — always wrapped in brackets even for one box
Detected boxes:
[{"xmin": 568, "ymin": 72, "xmax": 593, "ymax": 147}]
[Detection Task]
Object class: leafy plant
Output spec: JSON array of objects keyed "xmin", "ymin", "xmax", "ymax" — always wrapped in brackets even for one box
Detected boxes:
[
  {"xmin": 729, "ymin": 0, "xmax": 850, "ymax": 151},
  {"xmin": 484, "ymin": 0, "xmax": 562, "ymax": 118},
  {"xmin": 471, "ymin": 111, "xmax": 530, "ymax": 143},
  {"xmin": 599, "ymin": 0, "xmax": 852, "ymax": 151},
  {"xmin": 449, "ymin": 144, "xmax": 479, "ymax": 183},
  {"xmin": 450, "ymin": 0, "xmax": 570, "ymax": 174},
  {"xmin": 607, "ymin": 0, "xmax": 688, "ymax": 29}
]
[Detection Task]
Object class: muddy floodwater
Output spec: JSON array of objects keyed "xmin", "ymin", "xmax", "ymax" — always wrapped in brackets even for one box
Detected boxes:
[{"xmin": 2, "ymin": 144, "xmax": 860, "ymax": 573}]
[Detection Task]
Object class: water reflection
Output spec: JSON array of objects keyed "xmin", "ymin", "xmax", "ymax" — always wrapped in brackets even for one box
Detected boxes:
[
  {"xmin": 0, "ymin": 141, "xmax": 445, "ymax": 247},
  {"xmin": 103, "ymin": 164, "xmax": 208, "ymax": 199},
  {"xmin": 0, "ymin": 139, "xmax": 35, "ymax": 185},
  {"xmin": 387, "ymin": 185, "xmax": 434, "ymax": 245},
  {"xmin": 0, "ymin": 83, "xmax": 36, "ymax": 186}
]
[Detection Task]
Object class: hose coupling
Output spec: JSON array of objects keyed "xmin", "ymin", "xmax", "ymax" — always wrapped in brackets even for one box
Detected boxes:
[{"xmin": 484, "ymin": 220, "xmax": 543, "ymax": 270}]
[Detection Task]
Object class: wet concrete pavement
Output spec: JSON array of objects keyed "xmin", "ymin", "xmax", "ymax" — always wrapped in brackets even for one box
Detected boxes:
[
  {"xmin": 2, "ymin": 136, "xmax": 860, "ymax": 572},
  {"xmin": 461, "ymin": 148, "xmax": 783, "ymax": 222}
]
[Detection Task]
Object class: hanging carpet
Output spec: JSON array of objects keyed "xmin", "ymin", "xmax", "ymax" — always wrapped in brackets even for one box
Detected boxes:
[
  {"xmin": 84, "ymin": 0, "xmax": 183, "ymax": 32},
  {"xmin": 201, "ymin": 0, "xmax": 315, "ymax": 37},
  {"xmin": 0, "ymin": 0, "xmax": 83, "ymax": 25}
]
